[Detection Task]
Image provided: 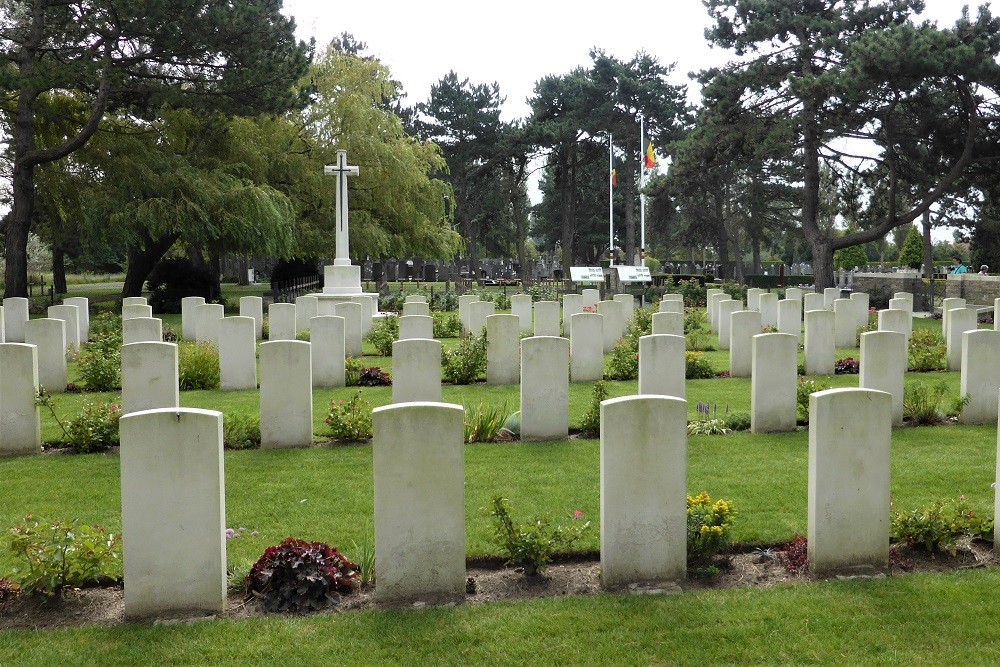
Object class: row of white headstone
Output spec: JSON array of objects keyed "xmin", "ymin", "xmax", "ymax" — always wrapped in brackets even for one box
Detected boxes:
[{"xmin": 118, "ymin": 383, "xmax": 969, "ymax": 618}]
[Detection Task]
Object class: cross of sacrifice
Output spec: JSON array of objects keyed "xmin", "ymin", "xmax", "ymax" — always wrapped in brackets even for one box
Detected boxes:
[{"xmin": 323, "ymin": 149, "xmax": 360, "ymax": 267}]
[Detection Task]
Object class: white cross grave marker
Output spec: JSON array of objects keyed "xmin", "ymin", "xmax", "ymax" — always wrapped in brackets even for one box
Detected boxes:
[{"xmin": 324, "ymin": 149, "xmax": 360, "ymax": 267}]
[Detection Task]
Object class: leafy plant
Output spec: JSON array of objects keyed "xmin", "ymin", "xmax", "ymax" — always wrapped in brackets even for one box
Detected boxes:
[
  {"xmin": 891, "ymin": 496, "xmax": 993, "ymax": 555},
  {"xmin": 223, "ymin": 414, "xmax": 261, "ymax": 450},
  {"xmin": 178, "ymin": 341, "xmax": 221, "ymax": 390},
  {"xmin": 908, "ymin": 329, "xmax": 946, "ymax": 372},
  {"xmin": 244, "ymin": 537, "xmax": 360, "ymax": 613},
  {"xmin": 76, "ymin": 327, "xmax": 123, "ymax": 391},
  {"xmin": 433, "ymin": 312, "xmax": 462, "ymax": 338},
  {"xmin": 38, "ymin": 391, "xmax": 121, "ymax": 453},
  {"xmin": 325, "ymin": 391, "xmax": 373, "ymax": 441},
  {"xmin": 605, "ymin": 338, "xmax": 638, "ymax": 381},
  {"xmin": 779, "ymin": 534, "xmax": 809, "ymax": 574},
  {"xmin": 351, "ymin": 534, "xmax": 376, "ymax": 588},
  {"xmin": 578, "ymin": 381, "xmax": 609, "ymax": 437},
  {"xmin": 834, "ymin": 357, "xmax": 860, "ymax": 374},
  {"xmin": 442, "ymin": 333, "xmax": 487, "ymax": 384},
  {"xmin": 8, "ymin": 516, "xmax": 121, "ymax": 597},
  {"xmin": 685, "ymin": 351, "xmax": 716, "ymax": 379},
  {"xmin": 797, "ymin": 377, "xmax": 830, "ymax": 424},
  {"xmin": 724, "ymin": 411, "xmax": 752, "ymax": 431},
  {"xmin": 687, "ymin": 419, "xmax": 731, "ymax": 436},
  {"xmin": 464, "ymin": 401, "xmax": 512, "ymax": 443},
  {"xmin": 687, "ymin": 492, "xmax": 736, "ymax": 566},
  {"xmin": 488, "ymin": 496, "xmax": 590, "ymax": 576},
  {"xmin": 345, "ymin": 356, "xmax": 363, "ymax": 386},
  {"xmin": 903, "ymin": 380, "xmax": 957, "ymax": 425},
  {"xmin": 358, "ymin": 367, "xmax": 392, "ymax": 386},
  {"xmin": 365, "ymin": 317, "xmax": 398, "ymax": 356}
]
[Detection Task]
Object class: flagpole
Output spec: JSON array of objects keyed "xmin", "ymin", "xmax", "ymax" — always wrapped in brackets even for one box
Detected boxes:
[
  {"xmin": 609, "ymin": 134, "xmax": 614, "ymax": 267},
  {"xmin": 639, "ymin": 114, "xmax": 646, "ymax": 266}
]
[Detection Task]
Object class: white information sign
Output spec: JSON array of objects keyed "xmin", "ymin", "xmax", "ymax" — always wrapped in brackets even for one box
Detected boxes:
[
  {"xmin": 615, "ymin": 266, "xmax": 653, "ymax": 283},
  {"xmin": 570, "ymin": 267, "xmax": 605, "ymax": 283}
]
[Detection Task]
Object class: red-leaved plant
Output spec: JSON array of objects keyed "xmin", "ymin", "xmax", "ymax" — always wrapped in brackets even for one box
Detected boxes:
[{"xmin": 245, "ymin": 538, "xmax": 360, "ymax": 613}]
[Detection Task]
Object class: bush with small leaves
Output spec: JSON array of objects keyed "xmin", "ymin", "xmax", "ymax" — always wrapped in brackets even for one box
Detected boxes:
[
  {"xmin": 76, "ymin": 317, "xmax": 123, "ymax": 391},
  {"xmin": 244, "ymin": 537, "xmax": 359, "ymax": 613},
  {"xmin": 358, "ymin": 367, "xmax": 392, "ymax": 386},
  {"xmin": 908, "ymin": 329, "xmax": 946, "ymax": 372},
  {"xmin": 605, "ymin": 338, "xmax": 638, "ymax": 381},
  {"xmin": 223, "ymin": 414, "xmax": 261, "ymax": 450},
  {"xmin": 687, "ymin": 492, "xmax": 736, "ymax": 567},
  {"xmin": 796, "ymin": 377, "xmax": 830, "ymax": 424},
  {"xmin": 365, "ymin": 317, "xmax": 398, "ymax": 356},
  {"xmin": 578, "ymin": 381, "xmax": 609, "ymax": 437},
  {"xmin": 685, "ymin": 351, "xmax": 715, "ymax": 379},
  {"xmin": 442, "ymin": 333, "xmax": 487, "ymax": 384},
  {"xmin": 178, "ymin": 342, "xmax": 221, "ymax": 390},
  {"xmin": 724, "ymin": 411, "xmax": 752, "ymax": 431},
  {"xmin": 433, "ymin": 312, "xmax": 462, "ymax": 338},
  {"xmin": 345, "ymin": 356, "xmax": 363, "ymax": 386},
  {"xmin": 489, "ymin": 496, "xmax": 590, "ymax": 576},
  {"xmin": 891, "ymin": 496, "xmax": 993, "ymax": 556},
  {"xmin": 326, "ymin": 391, "xmax": 373, "ymax": 441}
]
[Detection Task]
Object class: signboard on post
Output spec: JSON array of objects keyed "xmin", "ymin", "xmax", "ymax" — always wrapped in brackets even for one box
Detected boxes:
[
  {"xmin": 570, "ymin": 267, "xmax": 606, "ymax": 283},
  {"xmin": 615, "ymin": 266, "xmax": 653, "ymax": 283}
]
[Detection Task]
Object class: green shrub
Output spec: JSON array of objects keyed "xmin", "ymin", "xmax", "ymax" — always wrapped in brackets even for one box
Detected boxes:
[
  {"xmin": 433, "ymin": 312, "xmax": 462, "ymax": 338},
  {"xmin": 261, "ymin": 316, "xmax": 270, "ymax": 341},
  {"xmin": 76, "ymin": 332, "xmax": 122, "ymax": 392},
  {"xmin": 464, "ymin": 401, "xmax": 512, "ymax": 443},
  {"xmin": 295, "ymin": 329, "xmax": 311, "ymax": 341},
  {"xmin": 629, "ymin": 306, "xmax": 654, "ymax": 339},
  {"xmin": 326, "ymin": 391, "xmax": 373, "ymax": 441},
  {"xmin": 685, "ymin": 351, "xmax": 715, "ymax": 379},
  {"xmin": 429, "ymin": 290, "xmax": 458, "ymax": 312},
  {"xmin": 525, "ymin": 284, "xmax": 557, "ymax": 302},
  {"xmin": 687, "ymin": 419, "xmax": 731, "ymax": 436},
  {"xmin": 178, "ymin": 342, "xmax": 221, "ymax": 390},
  {"xmin": 605, "ymin": 338, "xmax": 638, "ymax": 381},
  {"xmin": 796, "ymin": 377, "xmax": 831, "ymax": 424},
  {"xmin": 366, "ymin": 317, "xmax": 398, "ymax": 356},
  {"xmin": 442, "ymin": 333, "xmax": 487, "ymax": 384},
  {"xmin": 891, "ymin": 496, "xmax": 993, "ymax": 555},
  {"xmin": 244, "ymin": 537, "xmax": 359, "ymax": 613},
  {"xmin": 687, "ymin": 492, "xmax": 736, "ymax": 567},
  {"xmin": 88, "ymin": 311, "xmax": 122, "ymax": 339},
  {"xmin": 8, "ymin": 516, "xmax": 122, "ymax": 597},
  {"xmin": 223, "ymin": 414, "xmax": 261, "ymax": 450},
  {"xmin": 908, "ymin": 329, "xmax": 946, "ymax": 372},
  {"xmin": 476, "ymin": 289, "xmax": 511, "ymax": 312},
  {"xmin": 39, "ymin": 391, "xmax": 121, "ymax": 453},
  {"xmin": 724, "ymin": 411, "xmax": 752, "ymax": 431},
  {"xmin": 579, "ymin": 381, "xmax": 609, "ymax": 436},
  {"xmin": 488, "ymin": 496, "xmax": 590, "ymax": 576},
  {"xmin": 345, "ymin": 356, "xmax": 363, "ymax": 386},
  {"xmin": 903, "ymin": 380, "xmax": 968, "ymax": 425}
]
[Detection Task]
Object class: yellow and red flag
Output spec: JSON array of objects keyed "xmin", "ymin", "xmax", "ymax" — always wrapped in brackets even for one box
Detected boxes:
[
  {"xmin": 611, "ymin": 168, "xmax": 617, "ymax": 187},
  {"xmin": 644, "ymin": 142, "xmax": 655, "ymax": 170}
]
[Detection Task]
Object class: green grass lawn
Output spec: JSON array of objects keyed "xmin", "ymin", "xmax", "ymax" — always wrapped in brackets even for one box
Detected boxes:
[{"xmin": 2, "ymin": 304, "xmax": 990, "ymax": 663}]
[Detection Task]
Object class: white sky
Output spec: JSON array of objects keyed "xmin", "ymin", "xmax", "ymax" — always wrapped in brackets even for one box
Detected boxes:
[{"xmin": 282, "ymin": 0, "xmax": 975, "ymax": 120}]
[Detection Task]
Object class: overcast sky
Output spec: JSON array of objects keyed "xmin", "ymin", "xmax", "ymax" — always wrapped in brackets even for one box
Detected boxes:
[{"xmin": 282, "ymin": 0, "xmax": 976, "ymax": 121}]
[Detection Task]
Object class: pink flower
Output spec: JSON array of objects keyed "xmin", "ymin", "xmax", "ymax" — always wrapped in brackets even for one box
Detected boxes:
[
  {"xmin": 110, "ymin": 405, "xmax": 119, "ymax": 412},
  {"xmin": 573, "ymin": 510, "xmax": 583, "ymax": 519}
]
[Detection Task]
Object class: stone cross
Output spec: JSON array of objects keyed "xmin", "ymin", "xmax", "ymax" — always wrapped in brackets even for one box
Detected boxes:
[{"xmin": 323, "ymin": 149, "xmax": 360, "ymax": 267}]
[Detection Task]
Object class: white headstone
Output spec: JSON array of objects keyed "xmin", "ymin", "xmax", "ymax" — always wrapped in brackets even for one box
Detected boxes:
[
  {"xmin": 458, "ymin": 294, "xmax": 478, "ymax": 335},
  {"xmin": 746, "ymin": 288, "xmax": 763, "ymax": 312},
  {"xmin": 833, "ymin": 299, "xmax": 858, "ymax": 349},
  {"xmin": 373, "ymin": 402, "xmax": 465, "ymax": 602},
  {"xmin": 600, "ymin": 395, "xmax": 686, "ymax": 588},
  {"xmin": 402, "ymin": 301, "xmax": 430, "ymax": 318},
  {"xmin": 777, "ymin": 299, "xmax": 801, "ymax": 342},
  {"xmin": 295, "ymin": 295, "xmax": 319, "ymax": 333},
  {"xmin": 123, "ymin": 317, "xmax": 163, "ymax": 345},
  {"xmin": 2, "ymin": 297, "xmax": 29, "ymax": 342},
  {"xmin": 392, "ymin": 338, "xmax": 442, "ymax": 403},
  {"xmin": 533, "ymin": 301, "xmax": 561, "ymax": 337},
  {"xmin": 878, "ymin": 308, "xmax": 911, "ymax": 342},
  {"xmin": 259, "ymin": 341, "xmax": 312, "ymax": 448},
  {"xmin": 562, "ymin": 294, "xmax": 584, "ymax": 338},
  {"xmin": 181, "ymin": 296, "xmax": 206, "ymax": 340},
  {"xmin": 960, "ymin": 330, "xmax": 1000, "ymax": 424},
  {"xmin": 487, "ymin": 314, "xmax": 520, "ymax": 385},
  {"xmin": 729, "ymin": 310, "xmax": 762, "ymax": 378},
  {"xmin": 758, "ymin": 293, "xmax": 779, "ymax": 328},
  {"xmin": 239, "ymin": 296, "xmax": 264, "ymax": 340},
  {"xmin": 267, "ymin": 303, "xmax": 296, "ymax": 342},
  {"xmin": 333, "ymin": 302, "xmax": 363, "ymax": 357},
  {"xmin": 850, "ymin": 292, "xmax": 870, "ymax": 329},
  {"xmin": 581, "ymin": 288, "xmax": 601, "ymax": 309},
  {"xmin": 804, "ymin": 310, "xmax": 835, "ymax": 375},
  {"xmin": 803, "ymin": 292, "xmax": 825, "ymax": 313},
  {"xmin": 511, "ymin": 294, "xmax": 533, "ymax": 332},
  {"xmin": 521, "ymin": 336, "xmax": 569, "ymax": 440},
  {"xmin": 597, "ymin": 300, "xmax": 625, "ymax": 353},
  {"xmin": 784, "ymin": 287, "xmax": 804, "ymax": 304},
  {"xmin": 47, "ymin": 304, "xmax": 80, "ymax": 353},
  {"xmin": 941, "ymin": 297, "xmax": 966, "ymax": 337},
  {"xmin": 196, "ymin": 303, "xmax": 225, "ymax": 347},
  {"xmin": 888, "ymin": 297, "xmax": 912, "ymax": 315},
  {"xmin": 823, "ymin": 287, "xmax": 840, "ymax": 310},
  {"xmin": 310, "ymin": 315, "xmax": 346, "ymax": 388},
  {"xmin": 751, "ymin": 333, "xmax": 797, "ymax": 432},
  {"xmin": 859, "ymin": 331, "xmax": 906, "ymax": 427},
  {"xmin": 651, "ymin": 311, "xmax": 684, "ymax": 337},
  {"xmin": 570, "ymin": 313, "xmax": 604, "ymax": 382},
  {"xmin": 468, "ymin": 301, "xmax": 496, "ymax": 338},
  {"xmin": 0, "ymin": 343, "xmax": 41, "ymax": 454},
  {"xmin": 717, "ymin": 300, "xmax": 740, "ymax": 351},
  {"xmin": 120, "ymin": 408, "xmax": 226, "ymax": 618},
  {"xmin": 808, "ymin": 388, "xmax": 891, "ymax": 574},
  {"xmin": 613, "ymin": 294, "xmax": 635, "ymax": 322},
  {"xmin": 218, "ymin": 317, "xmax": 257, "ymax": 391},
  {"xmin": 24, "ymin": 318, "xmax": 66, "ymax": 393},
  {"xmin": 122, "ymin": 304, "xmax": 153, "ymax": 321},
  {"xmin": 946, "ymin": 307, "xmax": 978, "ymax": 371},
  {"xmin": 706, "ymin": 291, "xmax": 724, "ymax": 332},
  {"xmin": 352, "ymin": 295, "xmax": 375, "ymax": 336},
  {"xmin": 658, "ymin": 300, "xmax": 683, "ymax": 314},
  {"xmin": 638, "ymin": 334, "xmax": 685, "ymax": 398},
  {"xmin": 122, "ymin": 342, "xmax": 179, "ymax": 414},
  {"xmin": 404, "ymin": 295, "xmax": 427, "ymax": 304},
  {"xmin": 122, "ymin": 296, "xmax": 148, "ymax": 307},
  {"xmin": 399, "ymin": 314, "xmax": 434, "ymax": 340},
  {"xmin": 63, "ymin": 297, "xmax": 90, "ymax": 342}
]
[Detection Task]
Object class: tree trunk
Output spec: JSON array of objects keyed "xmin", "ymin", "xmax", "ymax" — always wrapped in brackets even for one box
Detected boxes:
[
  {"xmin": 751, "ymin": 234, "xmax": 762, "ymax": 275},
  {"xmin": 4, "ymin": 164, "xmax": 34, "ymax": 298},
  {"xmin": 811, "ymin": 239, "xmax": 835, "ymax": 293},
  {"xmin": 122, "ymin": 234, "xmax": 181, "ymax": 298},
  {"xmin": 52, "ymin": 243, "xmax": 67, "ymax": 295},
  {"xmin": 922, "ymin": 209, "xmax": 934, "ymax": 278}
]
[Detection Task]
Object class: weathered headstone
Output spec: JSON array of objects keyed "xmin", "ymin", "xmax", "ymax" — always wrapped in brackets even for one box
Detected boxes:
[
  {"xmin": 63, "ymin": 297, "xmax": 90, "ymax": 343},
  {"xmin": 803, "ymin": 292, "xmax": 825, "ymax": 313},
  {"xmin": 946, "ymin": 307, "xmax": 977, "ymax": 371},
  {"xmin": 777, "ymin": 299, "xmax": 801, "ymax": 342},
  {"xmin": 196, "ymin": 303, "xmax": 225, "ymax": 346},
  {"xmin": 833, "ymin": 299, "xmax": 858, "ymax": 348},
  {"xmin": 404, "ymin": 295, "xmax": 427, "ymax": 304},
  {"xmin": 888, "ymin": 297, "xmax": 912, "ymax": 315},
  {"xmin": 123, "ymin": 317, "xmax": 163, "ymax": 345},
  {"xmin": 218, "ymin": 317, "xmax": 257, "ymax": 391},
  {"xmin": 638, "ymin": 334, "xmax": 685, "ymax": 398},
  {"xmin": 521, "ymin": 336, "xmax": 569, "ymax": 440},
  {"xmin": 24, "ymin": 318, "xmax": 66, "ymax": 393},
  {"xmin": 717, "ymin": 300, "xmax": 739, "ymax": 351},
  {"xmin": 823, "ymin": 287, "xmax": 840, "ymax": 310},
  {"xmin": 0, "ymin": 343, "xmax": 41, "ymax": 454},
  {"xmin": 941, "ymin": 297, "xmax": 966, "ymax": 337},
  {"xmin": 239, "ymin": 296, "xmax": 264, "ymax": 340},
  {"xmin": 310, "ymin": 315, "xmax": 346, "ymax": 388},
  {"xmin": 651, "ymin": 311, "xmax": 684, "ymax": 337},
  {"xmin": 758, "ymin": 293, "xmax": 779, "ymax": 328},
  {"xmin": 181, "ymin": 296, "xmax": 206, "ymax": 340},
  {"xmin": 850, "ymin": 292, "xmax": 870, "ymax": 329},
  {"xmin": 658, "ymin": 299, "xmax": 683, "ymax": 314},
  {"xmin": 402, "ymin": 301, "xmax": 430, "ymax": 318},
  {"xmin": 48, "ymin": 304, "xmax": 81, "ymax": 353},
  {"xmin": 352, "ymin": 295, "xmax": 375, "ymax": 336},
  {"xmin": 487, "ymin": 314, "xmax": 520, "ymax": 385},
  {"xmin": 613, "ymin": 294, "xmax": 635, "ymax": 322},
  {"xmin": 122, "ymin": 342, "xmax": 179, "ymax": 414},
  {"xmin": 597, "ymin": 300, "xmax": 625, "ymax": 353},
  {"xmin": 392, "ymin": 338, "xmax": 442, "ymax": 403},
  {"xmin": 581, "ymin": 288, "xmax": 601, "ymax": 309},
  {"xmin": 458, "ymin": 294, "xmax": 478, "ymax": 335},
  {"xmin": 533, "ymin": 301, "xmax": 561, "ymax": 337},
  {"xmin": 804, "ymin": 310, "xmax": 835, "ymax": 375},
  {"xmin": 120, "ymin": 408, "xmax": 226, "ymax": 618},
  {"xmin": 877, "ymin": 308, "xmax": 911, "ymax": 342},
  {"xmin": 333, "ymin": 302, "xmax": 363, "ymax": 357},
  {"xmin": 859, "ymin": 331, "xmax": 906, "ymax": 427},
  {"xmin": 706, "ymin": 291, "xmax": 724, "ymax": 332},
  {"xmin": 295, "ymin": 295, "xmax": 319, "ymax": 334},
  {"xmin": 751, "ymin": 333, "xmax": 797, "ymax": 432},
  {"xmin": 373, "ymin": 402, "xmax": 465, "ymax": 602},
  {"xmin": 746, "ymin": 288, "xmax": 763, "ymax": 312},
  {"xmin": 259, "ymin": 341, "xmax": 312, "ymax": 448},
  {"xmin": 122, "ymin": 296, "xmax": 148, "ymax": 307},
  {"xmin": 729, "ymin": 310, "xmax": 762, "ymax": 378},
  {"xmin": 2, "ymin": 297, "xmax": 29, "ymax": 342},
  {"xmin": 570, "ymin": 313, "xmax": 604, "ymax": 382},
  {"xmin": 960, "ymin": 329, "xmax": 1000, "ymax": 424},
  {"xmin": 399, "ymin": 314, "xmax": 434, "ymax": 340},
  {"xmin": 600, "ymin": 395, "xmax": 686, "ymax": 588},
  {"xmin": 122, "ymin": 304, "xmax": 153, "ymax": 321},
  {"xmin": 468, "ymin": 301, "xmax": 496, "ymax": 338},
  {"xmin": 808, "ymin": 388, "xmax": 891, "ymax": 574},
  {"xmin": 784, "ymin": 287, "xmax": 804, "ymax": 304},
  {"xmin": 562, "ymin": 294, "xmax": 584, "ymax": 338},
  {"xmin": 510, "ymin": 294, "xmax": 533, "ymax": 332}
]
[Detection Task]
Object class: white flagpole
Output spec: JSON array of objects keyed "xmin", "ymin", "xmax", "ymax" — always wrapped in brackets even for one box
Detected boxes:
[
  {"xmin": 639, "ymin": 114, "xmax": 646, "ymax": 266},
  {"xmin": 609, "ymin": 134, "xmax": 614, "ymax": 267}
]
